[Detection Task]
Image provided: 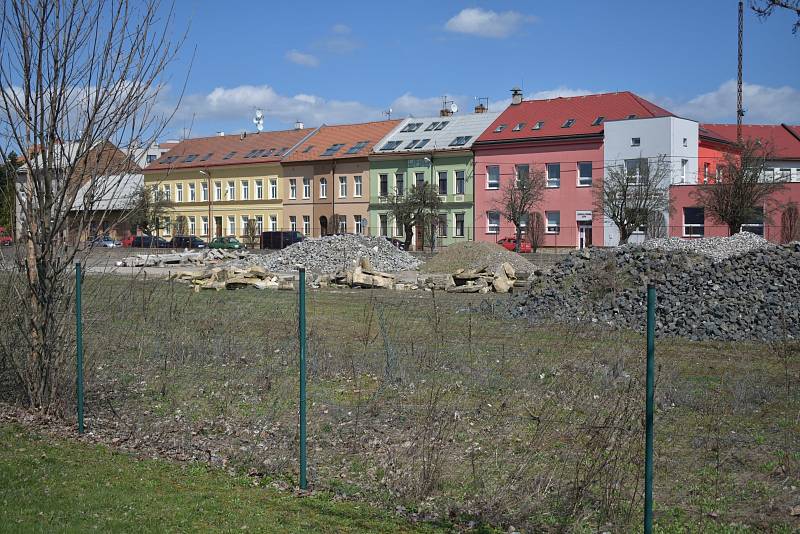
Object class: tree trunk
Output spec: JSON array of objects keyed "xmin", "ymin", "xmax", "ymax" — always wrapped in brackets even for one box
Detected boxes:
[
  {"xmin": 403, "ymin": 224, "xmax": 414, "ymax": 250},
  {"xmin": 515, "ymin": 224, "xmax": 522, "ymax": 253}
]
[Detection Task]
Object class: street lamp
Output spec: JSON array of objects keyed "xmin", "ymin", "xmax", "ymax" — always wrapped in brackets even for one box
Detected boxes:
[{"xmin": 199, "ymin": 169, "xmax": 212, "ymax": 239}]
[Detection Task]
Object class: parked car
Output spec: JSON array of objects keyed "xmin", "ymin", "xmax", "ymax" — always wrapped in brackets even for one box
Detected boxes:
[
  {"xmin": 209, "ymin": 236, "xmax": 242, "ymax": 250},
  {"xmin": 120, "ymin": 235, "xmax": 135, "ymax": 248},
  {"xmin": 0, "ymin": 226, "xmax": 12, "ymax": 247},
  {"xmin": 89, "ymin": 235, "xmax": 120, "ymax": 248},
  {"xmin": 260, "ymin": 230, "xmax": 305, "ymax": 250},
  {"xmin": 170, "ymin": 235, "xmax": 206, "ymax": 249},
  {"xmin": 130, "ymin": 235, "xmax": 170, "ymax": 248},
  {"xmin": 497, "ymin": 237, "xmax": 532, "ymax": 253}
]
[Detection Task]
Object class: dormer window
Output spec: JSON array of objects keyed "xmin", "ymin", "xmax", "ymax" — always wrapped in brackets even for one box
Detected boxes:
[
  {"xmin": 591, "ymin": 116, "xmax": 604, "ymax": 126},
  {"xmin": 532, "ymin": 121, "xmax": 544, "ymax": 130},
  {"xmin": 494, "ymin": 124, "xmax": 507, "ymax": 133},
  {"xmin": 562, "ymin": 118, "xmax": 575, "ymax": 128},
  {"xmin": 512, "ymin": 122, "xmax": 526, "ymax": 131}
]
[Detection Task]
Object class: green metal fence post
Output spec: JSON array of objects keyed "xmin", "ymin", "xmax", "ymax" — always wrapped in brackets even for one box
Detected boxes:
[
  {"xmin": 645, "ymin": 283, "xmax": 656, "ymax": 533},
  {"xmin": 76, "ymin": 262, "xmax": 84, "ymax": 435},
  {"xmin": 298, "ymin": 267, "xmax": 307, "ymax": 490}
]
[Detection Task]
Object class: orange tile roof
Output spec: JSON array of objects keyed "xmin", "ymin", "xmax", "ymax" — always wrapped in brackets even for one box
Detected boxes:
[
  {"xmin": 700, "ymin": 123, "xmax": 800, "ymax": 160},
  {"xmin": 282, "ymin": 120, "xmax": 401, "ymax": 163},
  {"xmin": 144, "ymin": 128, "xmax": 316, "ymax": 172}
]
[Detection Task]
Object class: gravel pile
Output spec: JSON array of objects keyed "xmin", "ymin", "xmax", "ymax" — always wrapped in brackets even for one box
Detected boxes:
[
  {"xmin": 245, "ymin": 234, "xmax": 421, "ymax": 274},
  {"xmin": 637, "ymin": 231, "xmax": 774, "ymax": 262},
  {"xmin": 513, "ymin": 240, "xmax": 800, "ymax": 341},
  {"xmin": 421, "ymin": 241, "xmax": 536, "ymax": 275}
]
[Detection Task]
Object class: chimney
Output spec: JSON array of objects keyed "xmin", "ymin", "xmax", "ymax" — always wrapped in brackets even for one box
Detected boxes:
[
  {"xmin": 217, "ymin": 131, "xmax": 225, "ymax": 136},
  {"xmin": 294, "ymin": 120, "xmax": 304, "ymax": 130},
  {"xmin": 474, "ymin": 103, "xmax": 487, "ymax": 113},
  {"xmin": 510, "ymin": 87, "xmax": 523, "ymax": 105},
  {"xmin": 439, "ymin": 107, "xmax": 453, "ymax": 117}
]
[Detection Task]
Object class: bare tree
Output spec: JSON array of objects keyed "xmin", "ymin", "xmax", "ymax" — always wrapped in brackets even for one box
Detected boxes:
[
  {"xmin": 128, "ymin": 184, "xmax": 171, "ymax": 236},
  {"xmin": 780, "ymin": 202, "xmax": 800, "ymax": 243},
  {"xmin": 527, "ymin": 211, "xmax": 545, "ymax": 253},
  {"xmin": 0, "ymin": 152, "xmax": 20, "ymax": 230},
  {"xmin": 751, "ymin": 0, "xmax": 800, "ymax": 33},
  {"xmin": 173, "ymin": 215, "xmax": 187, "ymax": 237},
  {"xmin": 494, "ymin": 166, "xmax": 546, "ymax": 252},
  {"xmin": 593, "ymin": 156, "xmax": 671, "ymax": 245},
  {"xmin": 0, "ymin": 0, "xmax": 183, "ymax": 413},
  {"xmin": 692, "ymin": 140, "xmax": 785, "ymax": 236},
  {"xmin": 245, "ymin": 218, "xmax": 258, "ymax": 248},
  {"xmin": 386, "ymin": 182, "xmax": 441, "ymax": 251}
]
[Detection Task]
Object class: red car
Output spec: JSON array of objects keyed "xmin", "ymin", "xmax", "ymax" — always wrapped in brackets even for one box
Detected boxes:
[
  {"xmin": 120, "ymin": 235, "xmax": 136, "ymax": 248},
  {"xmin": 0, "ymin": 226, "xmax": 12, "ymax": 247},
  {"xmin": 497, "ymin": 237, "xmax": 532, "ymax": 253}
]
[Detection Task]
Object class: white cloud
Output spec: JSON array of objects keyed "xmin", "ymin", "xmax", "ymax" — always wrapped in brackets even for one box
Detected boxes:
[
  {"xmin": 488, "ymin": 86, "xmax": 595, "ymax": 110},
  {"xmin": 665, "ymin": 80, "xmax": 800, "ymax": 123},
  {"xmin": 285, "ymin": 50, "xmax": 319, "ymax": 68},
  {"xmin": 445, "ymin": 8, "xmax": 536, "ymax": 38},
  {"xmin": 332, "ymin": 23, "xmax": 351, "ymax": 34}
]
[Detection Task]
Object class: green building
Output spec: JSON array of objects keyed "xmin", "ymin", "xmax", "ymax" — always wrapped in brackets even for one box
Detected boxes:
[{"xmin": 368, "ymin": 108, "xmax": 499, "ymax": 249}]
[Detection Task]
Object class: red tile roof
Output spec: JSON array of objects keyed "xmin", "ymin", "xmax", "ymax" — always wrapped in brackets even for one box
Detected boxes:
[
  {"xmin": 143, "ymin": 128, "xmax": 316, "ymax": 172},
  {"xmin": 700, "ymin": 124, "xmax": 800, "ymax": 160},
  {"xmin": 282, "ymin": 120, "xmax": 401, "ymax": 163},
  {"xmin": 474, "ymin": 91, "xmax": 675, "ymax": 144}
]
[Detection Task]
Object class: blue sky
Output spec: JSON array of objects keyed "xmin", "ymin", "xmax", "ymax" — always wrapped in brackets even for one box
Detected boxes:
[{"xmin": 161, "ymin": 1, "xmax": 800, "ymax": 139}]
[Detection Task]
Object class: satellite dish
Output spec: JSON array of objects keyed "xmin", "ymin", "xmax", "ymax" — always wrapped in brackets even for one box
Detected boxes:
[
  {"xmin": 450, "ymin": 102, "xmax": 458, "ymax": 114},
  {"xmin": 253, "ymin": 108, "xmax": 264, "ymax": 132}
]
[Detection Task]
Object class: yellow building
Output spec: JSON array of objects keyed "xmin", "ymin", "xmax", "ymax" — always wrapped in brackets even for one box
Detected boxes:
[{"xmin": 142, "ymin": 127, "xmax": 316, "ymax": 244}]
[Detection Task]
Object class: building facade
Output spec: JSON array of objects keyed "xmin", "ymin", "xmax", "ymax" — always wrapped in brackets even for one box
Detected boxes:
[
  {"xmin": 142, "ymin": 127, "xmax": 315, "ymax": 243},
  {"xmin": 369, "ymin": 109, "xmax": 500, "ymax": 249}
]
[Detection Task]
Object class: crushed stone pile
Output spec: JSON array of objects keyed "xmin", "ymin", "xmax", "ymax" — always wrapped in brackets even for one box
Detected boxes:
[
  {"xmin": 636, "ymin": 231, "xmax": 775, "ymax": 262},
  {"xmin": 244, "ymin": 234, "xmax": 421, "ymax": 274},
  {"xmin": 421, "ymin": 241, "xmax": 536, "ymax": 276},
  {"xmin": 513, "ymin": 236, "xmax": 800, "ymax": 341}
]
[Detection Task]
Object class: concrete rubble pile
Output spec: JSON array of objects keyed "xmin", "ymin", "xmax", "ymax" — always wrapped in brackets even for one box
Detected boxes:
[
  {"xmin": 513, "ymin": 233, "xmax": 800, "ymax": 341},
  {"xmin": 417, "ymin": 262, "xmax": 523, "ymax": 294},
  {"xmin": 173, "ymin": 265, "xmax": 295, "ymax": 292},
  {"xmin": 116, "ymin": 248, "xmax": 249, "ymax": 268},
  {"xmin": 244, "ymin": 234, "xmax": 422, "ymax": 274}
]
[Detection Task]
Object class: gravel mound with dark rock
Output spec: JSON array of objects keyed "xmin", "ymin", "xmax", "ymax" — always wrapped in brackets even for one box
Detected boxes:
[
  {"xmin": 421, "ymin": 241, "xmax": 536, "ymax": 276},
  {"xmin": 245, "ymin": 234, "xmax": 422, "ymax": 274},
  {"xmin": 512, "ymin": 239, "xmax": 800, "ymax": 341},
  {"xmin": 636, "ymin": 231, "xmax": 775, "ymax": 262}
]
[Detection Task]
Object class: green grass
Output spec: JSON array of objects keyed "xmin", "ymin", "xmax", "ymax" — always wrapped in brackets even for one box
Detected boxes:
[{"xmin": 0, "ymin": 424, "xmax": 444, "ymax": 533}]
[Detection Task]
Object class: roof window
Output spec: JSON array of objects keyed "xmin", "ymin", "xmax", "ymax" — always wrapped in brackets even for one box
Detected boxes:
[
  {"xmin": 345, "ymin": 141, "xmax": 369, "ymax": 154},
  {"xmin": 321, "ymin": 143, "xmax": 345, "ymax": 157},
  {"xmin": 425, "ymin": 122, "xmax": 439, "ymax": 131},
  {"xmin": 405, "ymin": 139, "xmax": 420, "ymax": 149},
  {"xmin": 380, "ymin": 140, "xmax": 403, "ymax": 151},
  {"xmin": 415, "ymin": 139, "xmax": 431, "ymax": 149},
  {"xmin": 449, "ymin": 135, "xmax": 472, "ymax": 147},
  {"xmin": 627, "ymin": 114, "xmax": 637, "ymax": 120},
  {"xmin": 562, "ymin": 119, "xmax": 575, "ymax": 128},
  {"xmin": 532, "ymin": 121, "xmax": 544, "ymax": 130},
  {"xmin": 400, "ymin": 122, "xmax": 422, "ymax": 133},
  {"xmin": 199, "ymin": 153, "xmax": 213, "ymax": 161},
  {"xmin": 302, "ymin": 145, "xmax": 314, "ymax": 153},
  {"xmin": 434, "ymin": 121, "xmax": 449, "ymax": 130},
  {"xmin": 494, "ymin": 124, "xmax": 507, "ymax": 133},
  {"xmin": 222, "ymin": 151, "xmax": 237, "ymax": 160},
  {"xmin": 591, "ymin": 116, "xmax": 604, "ymax": 126},
  {"xmin": 183, "ymin": 154, "xmax": 198, "ymax": 162},
  {"xmin": 512, "ymin": 122, "xmax": 526, "ymax": 131}
]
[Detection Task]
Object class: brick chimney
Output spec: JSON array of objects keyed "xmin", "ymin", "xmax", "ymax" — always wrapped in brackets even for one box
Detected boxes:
[{"xmin": 511, "ymin": 87, "xmax": 523, "ymax": 105}]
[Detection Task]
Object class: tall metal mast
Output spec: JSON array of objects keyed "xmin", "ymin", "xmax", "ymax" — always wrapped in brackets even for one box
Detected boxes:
[{"xmin": 737, "ymin": 0, "xmax": 744, "ymax": 143}]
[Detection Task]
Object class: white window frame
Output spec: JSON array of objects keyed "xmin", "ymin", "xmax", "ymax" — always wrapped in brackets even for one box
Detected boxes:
[
  {"xmin": 176, "ymin": 183, "xmax": 183, "ymax": 202},
  {"xmin": 302, "ymin": 178, "xmax": 311, "ymax": 199},
  {"xmin": 162, "ymin": 185, "xmax": 171, "ymax": 202},
  {"xmin": 241, "ymin": 215, "xmax": 249, "ymax": 236},
  {"xmin": 486, "ymin": 165, "xmax": 500, "ymax": 189},
  {"xmin": 631, "ymin": 137, "xmax": 641, "ymax": 147},
  {"xmin": 201, "ymin": 216, "xmax": 209, "ymax": 237},
  {"xmin": 455, "ymin": 170, "xmax": 465, "ymax": 195},
  {"xmin": 319, "ymin": 177, "xmax": 327, "ymax": 199},
  {"xmin": 354, "ymin": 175, "xmax": 363, "ymax": 197},
  {"xmin": 337, "ymin": 214, "xmax": 347, "ymax": 233},
  {"xmin": 227, "ymin": 215, "xmax": 235, "ymax": 236},
  {"xmin": 577, "ymin": 162, "xmax": 592, "ymax": 187},
  {"xmin": 394, "ymin": 173, "xmax": 404, "ymax": 196},
  {"xmin": 201, "ymin": 182, "xmax": 208, "ymax": 201},
  {"xmin": 255, "ymin": 179, "xmax": 263, "ymax": 200},
  {"xmin": 681, "ymin": 159, "xmax": 688, "ymax": 182},
  {"xmin": 269, "ymin": 179, "xmax": 278, "ymax": 199},
  {"xmin": 379, "ymin": 214, "xmax": 388, "ymax": 237},
  {"xmin": 269, "ymin": 215, "xmax": 277, "ymax": 231},
  {"xmin": 188, "ymin": 216, "xmax": 195, "ymax": 235},
  {"xmin": 214, "ymin": 182, "xmax": 222, "ymax": 201},
  {"xmin": 188, "ymin": 183, "xmax": 196, "ymax": 202},
  {"xmin": 256, "ymin": 215, "xmax": 263, "ymax": 234},
  {"xmin": 289, "ymin": 179, "xmax": 297, "ymax": 199},
  {"xmin": 241, "ymin": 180, "xmax": 249, "ymax": 201},
  {"xmin": 379, "ymin": 174, "xmax": 388, "ymax": 197},
  {"xmin": 227, "ymin": 181, "xmax": 235, "ymax": 201},
  {"xmin": 338, "ymin": 176, "xmax": 347, "ymax": 198},
  {"xmin": 682, "ymin": 207, "xmax": 705, "ymax": 237},
  {"xmin": 454, "ymin": 212, "xmax": 465, "ymax": 237},
  {"xmin": 545, "ymin": 211, "xmax": 560, "ymax": 234},
  {"xmin": 302, "ymin": 215, "xmax": 310, "ymax": 235},
  {"xmin": 487, "ymin": 211, "xmax": 500, "ymax": 234},
  {"xmin": 438, "ymin": 170, "xmax": 448, "ymax": 195},
  {"xmin": 546, "ymin": 163, "xmax": 560, "ymax": 188},
  {"xmin": 289, "ymin": 216, "xmax": 297, "ymax": 232}
]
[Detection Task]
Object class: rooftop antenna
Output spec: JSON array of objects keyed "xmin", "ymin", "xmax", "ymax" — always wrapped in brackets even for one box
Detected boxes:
[
  {"xmin": 383, "ymin": 107, "xmax": 392, "ymax": 120},
  {"xmin": 737, "ymin": 0, "xmax": 744, "ymax": 143},
  {"xmin": 253, "ymin": 108, "xmax": 264, "ymax": 133}
]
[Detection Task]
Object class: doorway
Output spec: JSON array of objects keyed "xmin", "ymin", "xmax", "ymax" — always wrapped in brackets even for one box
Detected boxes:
[
  {"xmin": 214, "ymin": 216, "xmax": 223, "ymax": 238},
  {"xmin": 578, "ymin": 221, "xmax": 593, "ymax": 249},
  {"xmin": 319, "ymin": 216, "xmax": 328, "ymax": 236}
]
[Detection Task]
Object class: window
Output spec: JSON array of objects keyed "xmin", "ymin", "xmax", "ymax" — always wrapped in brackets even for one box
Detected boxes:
[
  {"xmin": 627, "ymin": 114, "xmax": 637, "ymax": 120},
  {"xmin": 703, "ymin": 163, "xmax": 711, "ymax": 182},
  {"xmin": 201, "ymin": 216, "xmax": 208, "ymax": 236},
  {"xmin": 269, "ymin": 215, "xmax": 277, "ymax": 231},
  {"xmin": 244, "ymin": 149, "xmax": 262, "ymax": 158},
  {"xmin": 546, "ymin": 163, "xmax": 560, "ymax": 188},
  {"xmin": 321, "ymin": 143, "xmax": 345, "ymax": 157},
  {"xmin": 437, "ymin": 214, "xmax": 448, "ymax": 237},
  {"xmin": 400, "ymin": 122, "xmax": 422, "ymax": 133},
  {"xmin": 416, "ymin": 139, "xmax": 431, "ymax": 149},
  {"xmin": 681, "ymin": 159, "xmax": 688, "ymax": 182},
  {"xmin": 780, "ymin": 168, "xmax": 792, "ymax": 181},
  {"xmin": 455, "ymin": 170, "xmax": 465, "ymax": 195},
  {"xmin": 338, "ymin": 176, "xmax": 347, "ymax": 198},
  {"xmin": 516, "ymin": 164, "xmax": 530, "ymax": 184},
  {"xmin": 763, "ymin": 168, "xmax": 775, "ymax": 182},
  {"xmin": 487, "ymin": 165, "xmax": 500, "ymax": 189},
  {"xmin": 395, "ymin": 219, "xmax": 404, "ymax": 237},
  {"xmin": 449, "ymin": 136, "xmax": 471, "ymax": 146},
  {"xmin": 741, "ymin": 207, "xmax": 764, "ymax": 236},
  {"xmin": 394, "ymin": 173, "xmax": 404, "ymax": 196},
  {"xmin": 487, "ymin": 211, "xmax": 500, "ymax": 234},
  {"xmin": 379, "ymin": 174, "xmax": 388, "ymax": 196},
  {"xmin": 240, "ymin": 215, "xmax": 249, "ymax": 236},
  {"xmin": 625, "ymin": 158, "xmax": 649, "ymax": 184},
  {"xmin": 345, "ymin": 141, "xmax": 369, "ymax": 155},
  {"xmin": 256, "ymin": 215, "xmax": 263, "ymax": 234},
  {"xmin": 214, "ymin": 182, "xmax": 221, "ymax": 201},
  {"xmin": 455, "ymin": 213, "xmax": 465, "ymax": 237},
  {"xmin": 682, "ymin": 137, "xmax": 688, "ymax": 147},
  {"xmin": 227, "ymin": 181, "xmax": 235, "ymax": 200},
  {"xmin": 184, "ymin": 154, "xmax": 198, "ymax": 162},
  {"xmin": 545, "ymin": 211, "xmax": 560, "ymax": 234},
  {"xmin": 289, "ymin": 179, "xmax": 297, "ymax": 199},
  {"xmin": 163, "ymin": 217, "xmax": 170, "ymax": 235},
  {"xmin": 289, "ymin": 216, "xmax": 297, "ymax": 232},
  {"xmin": 201, "ymin": 182, "xmax": 208, "ymax": 201},
  {"xmin": 532, "ymin": 121, "xmax": 544, "ymax": 130},
  {"xmin": 270, "ymin": 179, "xmax": 278, "ymax": 199},
  {"xmin": 223, "ymin": 151, "xmax": 236, "ymax": 160},
  {"xmin": 425, "ymin": 122, "xmax": 439, "ymax": 131},
  {"xmin": 302, "ymin": 178, "xmax": 311, "ymax": 199},
  {"xmin": 438, "ymin": 171, "xmax": 448, "ymax": 195},
  {"xmin": 434, "ymin": 121, "xmax": 449, "ymax": 130},
  {"xmin": 631, "ymin": 137, "xmax": 641, "ymax": 147},
  {"xmin": 354, "ymin": 215, "xmax": 365, "ymax": 234},
  {"xmin": 354, "ymin": 175, "xmax": 363, "ymax": 197},
  {"xmin": 160, "ymin": 185, "xmax": 171, "ymax": 202},
  {"xmin": 241, "ymin": 180, "xmax": 249, "ymax": 200},
  {"xmin": 255, "ymin": 180, "xmax": 263, "ymax": 199},
  {"xmin": 379, "ymin": 214, "xmax": 388, "ymax": 236},
  {"xmin": 591, "ymin": 116, "xmax": 604, "ymax": 126},
  {"xmin": 562, "ymin": 118, "xmax": 575, "ymax": 128},
  {"xmin": 513, "ymin": 122, "xmax": 526, "ymax": 131},
  {"xmin": 146, "ymin": 154, "xmax": 157, "ymax": 163},
  {"xmin": 405, "ymin": 139, "xmax": 420, "ymax": 149},
  {"xmin": 494, "ymin": 124, "xmax": 507, "ymax": 133},
  {"xmin": 199, "ymin": 152, "xmax": 213, "ymax": 162},
  {"xmin": 337, "ymin": 215, "xmax": 347, "ymax": 233},
  {"xmin": 302, "ymin": 145, "xmax": 314, "ymax": 153},
  {"xmin": 683, "ymin": 207, "xmax": 704, "ymax": 237},
  {"xmin": 188, "ymin": 183, "xmax": 196, "ymax": 201},
  {"xmin": 380, "ymin": 140, "xmax": 402, "ymax": 151},
  {"xmin": 176, "ymin": 183, "xmax": 183, "ymax": 202},
  {"xmin": 188, "ymin": 216, "xmax": 196, "ymax": 235},
  {"xmin": 415, "ymin": 172, "xmax": 425, "ymax": 187},
  {"xmin": 302, "ymin": 215, "xmax": 310, "ymax": 236},
  {"xmin": 227, "ymin": 216, "xmax": 235, "ymax": 236},
  {"xmin": 578, "ymin": 162, "xmax": 592, "ymax": 187},
  {"xmin": 319, "ymin": 178, "xmax": 327, "ymax": 198}
]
